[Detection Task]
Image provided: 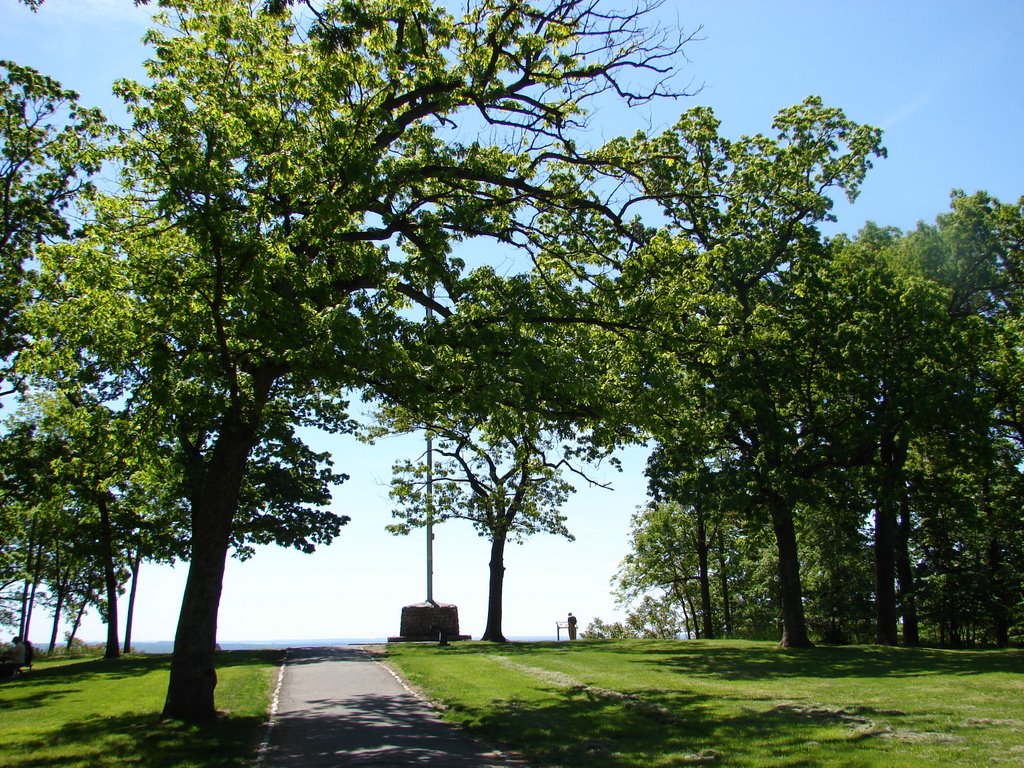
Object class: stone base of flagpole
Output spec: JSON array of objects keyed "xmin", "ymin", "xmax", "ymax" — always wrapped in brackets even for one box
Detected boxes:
[{"xmin": 387, "ymin": 602, "xmax": 471, "ymax": 643}]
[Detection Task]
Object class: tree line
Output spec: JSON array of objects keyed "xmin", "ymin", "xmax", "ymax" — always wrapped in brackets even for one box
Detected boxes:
[
  {"xmin": 597, "ymin": 191, "xmax": 1024, "ymax": 649},
  {"xmin": 1, "ymin": 0, "xmax": 1020, "ymax": 726}
]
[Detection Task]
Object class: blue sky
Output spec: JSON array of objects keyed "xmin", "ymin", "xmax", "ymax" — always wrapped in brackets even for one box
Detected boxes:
[{"xmin": 3, "ymin": 0, "xmax": 1023, "ymax": 644}]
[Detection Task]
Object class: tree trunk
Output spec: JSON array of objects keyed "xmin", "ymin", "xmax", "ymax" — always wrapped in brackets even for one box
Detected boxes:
[
  {"xmin": 48, "ymin": 608, "xmax": 61, "ymax": 654},
  {"xmin": 22, "ymin": 539, "xmax": 43, "ymax": 642},
  {"xmin": 716, "ymin": 530, "xmax": 732, "ymax": 636},
  {"xmin": 981, "ymin": 473, "xmax": 1009, "ymax": 648},
  {"xmin": 684, "ymin": 587, "xmax": 701, "ymax": 639},
  {"xmin": 768, "ymin": 493, "xmax": 813, "ymax": 648},
  {"xmin": 97, "ymin": 494, "xmax": 121, "ymax": 659},
  {"xmin": 162, "ymin": 509, "xmax": 232, "ymax": 721},
  {"xmin": 873, "ymin": 502, "xmax": 898, "ymax": 644},
  {"xmin": 48, "ymin": 561, "xmax": 67, "ymax": 654},
  {"xmin": 19, "ymin": 512, "xmax": 38, "ymax": 639},
  {"xmin": 673, "ymin": 583, "xmax": 693, "ymax": 640},
  {"xmin": 162, "ymin": 403, "xmax": 266, "ymax": 722},
  {"xmin": 988, "ymin": 533, "xmax": 1009, "ymax": 648},
  {"xmin": 895, "ymin": 497, "xmax": 919, "ymax": 646},
  {"xmin": 874, "ymin": 432, "xmax": 903, "ymax": 646},
  {"xmin": 67, "ymin": 595, "xmax": 89, "ymax": 651},
  {"xmin": 124, "ymin": 550, "xmax": 142, "ymax": 654},
  {"xmin": 481, "ymin": 532, "xmax": 508, "ymax": 642},
  {"xmin": 695, "ymin": 502, "xmax": 714, "ymax": 639}
]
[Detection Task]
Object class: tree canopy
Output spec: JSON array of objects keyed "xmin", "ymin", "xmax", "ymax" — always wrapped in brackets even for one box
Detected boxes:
[
  {"xmin": 611, "ymin": 192, "xmax": 1024, "ymax": 648},
  {"xmin": 3, "ymin": 0, "xmax": 1021, "ymax": 733},
  {"xmin": 13, "ymin": 0, "xmax": 694, "ymax": 721}
]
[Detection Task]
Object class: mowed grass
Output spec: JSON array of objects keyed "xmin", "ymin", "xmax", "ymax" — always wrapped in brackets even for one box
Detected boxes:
[
  {"xmin": 385, "ymin": 639, "xmax": 1024, "ymax": 767},
  {"xmin": 0, "ymin": 650, "xmax": 280, "ymax": 767}
]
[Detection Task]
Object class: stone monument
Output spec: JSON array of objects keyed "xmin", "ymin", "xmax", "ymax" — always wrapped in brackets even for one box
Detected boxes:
[{"xmin": 388, "ymin": 601, "xmax": 470, "ymax": 643}]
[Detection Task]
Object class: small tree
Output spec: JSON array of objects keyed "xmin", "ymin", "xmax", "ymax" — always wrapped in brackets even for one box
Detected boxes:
[{"xmin": 384, "ymin": 412, "xmax": 581, "ymax": 642}]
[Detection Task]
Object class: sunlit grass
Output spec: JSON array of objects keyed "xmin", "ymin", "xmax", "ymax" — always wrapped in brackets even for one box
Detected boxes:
[
  {"xmin": 0, "ymin": 650, "xmax": 279, "ymax": 767},
  {"xmin": 386, "ymin": 639, "xmax": 1024, "ymax": 767}
]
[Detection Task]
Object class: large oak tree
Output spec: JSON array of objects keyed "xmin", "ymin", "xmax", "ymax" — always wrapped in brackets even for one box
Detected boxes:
[
  {"xmin": 608, "ymin": 98, "xmax": 885, "ymax": 647},
  {"xmin": 26, "ymin": 0, "xmax": 689, "ymax": 721}
]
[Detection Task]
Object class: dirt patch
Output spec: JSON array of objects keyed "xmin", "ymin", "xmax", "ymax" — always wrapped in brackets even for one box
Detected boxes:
[
  {"xmin": 765, "ymin": 702, "xmax": 894, "ymax": 739},
  {"xmin": 963, "ymin": 717, "xmax": 1024, "ymax": 728},
  {"xmin": 671, "ymin": 748, "xmax": 723, "ymax": 764},
  {"xmin": 768, "ymin": 703, "xmax": 874, "ymax": 725},
  {"xmin": 881, "ymin": 730, "xmax": 964, "ymax": 744}
]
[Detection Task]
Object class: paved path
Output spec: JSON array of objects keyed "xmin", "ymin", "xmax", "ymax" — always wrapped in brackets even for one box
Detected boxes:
[{"xmin": 259, "ymin": 646, "xmax": 525, "ymax": 767}]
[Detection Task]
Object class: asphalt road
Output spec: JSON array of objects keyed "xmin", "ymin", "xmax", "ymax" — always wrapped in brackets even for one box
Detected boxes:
[{"xmin": 258, "ymin": 646, "xmax": 526, "ymax": 767}]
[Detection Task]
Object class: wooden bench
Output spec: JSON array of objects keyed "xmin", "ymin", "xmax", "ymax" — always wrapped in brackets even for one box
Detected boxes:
[
  {"xmin": 0, "ymin": 644, "xmax": 32, "ymax": 681},
  {"xmin": 0, "ymin": 662, "xmax": 28, "ymax": 681}
]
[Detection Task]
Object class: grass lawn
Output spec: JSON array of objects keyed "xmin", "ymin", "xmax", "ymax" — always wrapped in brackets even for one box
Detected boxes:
[
  {"xmin": 385, "ymin": 639, "xmax": 1024, "ymax": 767},
  {"xmin": 0, "ymin": 650, "xmax": 279, "ymax": 767}
]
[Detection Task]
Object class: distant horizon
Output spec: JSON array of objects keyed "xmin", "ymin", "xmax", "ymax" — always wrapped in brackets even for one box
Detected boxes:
[{"xmin": 74, "ymin": 636, "xmax": 572, "ymax": 652}]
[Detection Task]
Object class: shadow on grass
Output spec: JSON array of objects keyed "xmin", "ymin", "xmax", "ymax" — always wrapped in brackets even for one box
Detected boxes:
[
  {"xmin": 7, "ymin": 711, "xmax": 265, "ymax": 768},
  {"xmin": 389, "ymin": 641, "xmax": 1022, "ymax": 766},
  {"xmin": 463, "ymin": 679, "xmax": 909, "ymax": 767},
  {"xmin": 439, "ymin": 639, "xmax": 1024, "ymax": 679},
  {"xmin": 4, "ymin": 650, "xmax": 280, "ymax": 712},
  {"xmin": 215, "ymin": 649, "xmax": 284, "ymax": 669},
  {"xmin": 620, "ymin": 641, "xmax": 1024, "ymax": 680},
  {"xmin": 1, "ymin": 650, "xmax": 280, "ymax": 768}
]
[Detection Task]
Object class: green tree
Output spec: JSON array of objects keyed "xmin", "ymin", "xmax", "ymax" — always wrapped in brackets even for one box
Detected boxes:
[
  {"xmin": 0, "ymin": 412, "xmax": 67, "ymax": 639},
  {"xmin": 0, "ymin": 57, "xmax": 107, "ymax": 635},
  {"xmin": 384, "ymin": 413, "xmax": 579, "ymax": 642},
  {"xmin": 26, "ymin": 0, "xmax": 689, "ymax": 720},
  {"xmin": 797, "ymin": 483, "xmax": 874, "ymax": 645},
  {"xmin": 0, "ymin": 59, "xmax": 106, "ymax": 637},
  {"xmin": 609, "ymin": 98, "xmax": 884, "ymax": 647},
  {"xmin": 805, "ymin": 193, "xmax": 1024, "ymax": 648},
  {"xmin": 582, "ymin": 616, "xmax": 636, "ymax": 640},
  {"xmin": 809, "ymin": 228, "xmax": 968, "ymax": 645},
  {"xmin": 115, "ymin": 460, "xmax": 190, "ymax": 655},
  {"xmin": 374, "ymin": 245, "xmax": 633, "ymax": 642},
  {"xmin": 0, "ymin": 393, "xmax": 185, "ymax": 656},
  {"xmin": 615, "ymin": 500, "xmax": 707, "ymax": 639},
  {"xmin": 893, "ymin": 192, "xmax": 1024, "ymax": 646},
  {"xmin": 46, "ymin": 396, "xmax": 136, "ymax": 659},
  {"xmin": 639, "ymin": 450, "xmax": 730, "ymax": 639},
  {"xmin": 375, "ymin": 269, "xmax": 616, "ymax": 642},
  {"xmin": 0, "ymin": 60, "xmax": 107, "ymax": 399}
]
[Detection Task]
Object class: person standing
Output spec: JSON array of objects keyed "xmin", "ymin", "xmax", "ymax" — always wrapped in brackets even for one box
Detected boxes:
[{"xmin": 567, "ymin": 613, "xmax": 578, "ymax": 641}]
